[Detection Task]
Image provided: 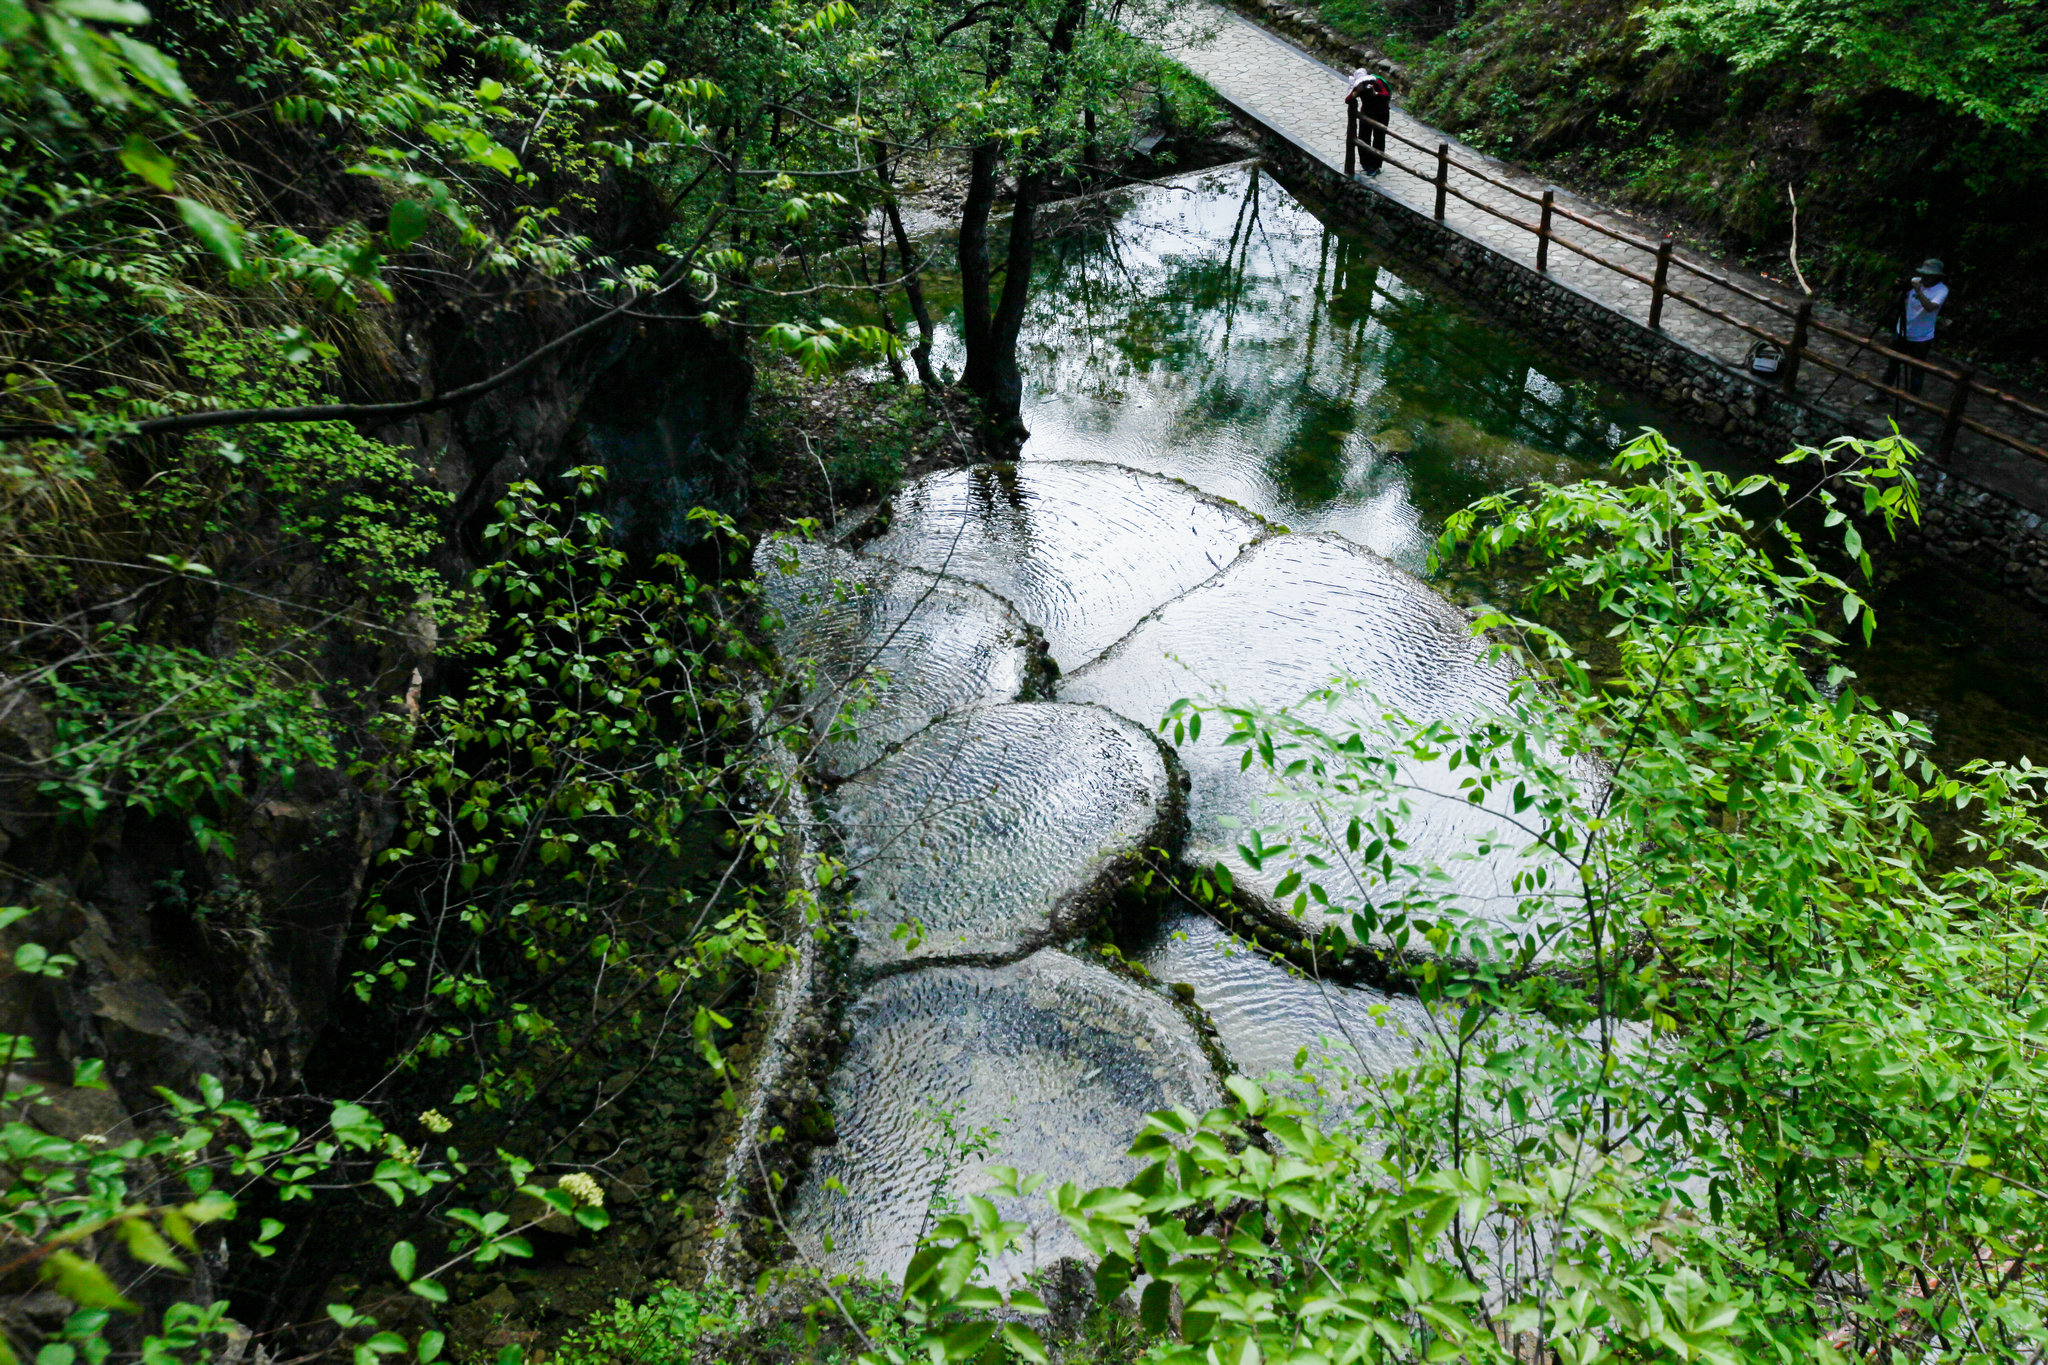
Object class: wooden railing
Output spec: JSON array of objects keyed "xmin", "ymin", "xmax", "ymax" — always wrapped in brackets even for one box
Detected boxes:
[{"xmin": 1342, "ymin": 109, "xmax": 2048, "ymax": 466}]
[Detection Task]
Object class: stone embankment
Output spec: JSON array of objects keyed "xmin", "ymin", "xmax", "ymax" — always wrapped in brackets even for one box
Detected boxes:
[{"xmin": 1155, "ymin": 4, "xmax": 2048, "ymax": 606}]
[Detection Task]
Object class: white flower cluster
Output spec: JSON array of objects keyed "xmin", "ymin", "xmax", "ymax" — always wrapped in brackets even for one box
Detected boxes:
[{"xmin": 556, "ymin": 1172, "xmax": 605, "ymax": 1208}]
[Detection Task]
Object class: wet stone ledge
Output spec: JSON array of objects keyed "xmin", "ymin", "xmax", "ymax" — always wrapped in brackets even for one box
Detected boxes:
[
  {"xmin": 1062, "ymin": 531, "xmax": 1568, "ymax": 934},
  {"xmin": 740, "ymin": 456, "xmax": 1596, "ymax": 1290},
  {"xmin": 755, "ymin": 535, "xmax": 1054, "ymax": 778},
  {"xmin": 854, "ymin": 461, "xmax": 1270, "ymax": 672},
  {"xmin": 785, "ymin": 950, "xmax": 1225, "ymax": 1285},
  {"xmin": 831, "ymin": 701, "xmax": 1184, "ymax": 973}
]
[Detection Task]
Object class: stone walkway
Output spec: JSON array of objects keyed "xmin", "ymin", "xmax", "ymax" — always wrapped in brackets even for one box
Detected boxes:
[{"xmin": 1158, "ymin": 5, "xmax": 2048, "ymax": 509}]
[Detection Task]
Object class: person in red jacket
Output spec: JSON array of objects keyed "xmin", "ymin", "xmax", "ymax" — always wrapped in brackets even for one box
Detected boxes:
[{"xmin": 1346, "ymin": 68, "xmax": 1392, "ymax": 177}]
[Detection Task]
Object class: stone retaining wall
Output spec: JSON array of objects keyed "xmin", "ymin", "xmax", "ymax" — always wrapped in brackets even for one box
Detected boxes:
[{"xmin": 1228, "ymin": 105, "xmax": 2048, "ymax": 606}]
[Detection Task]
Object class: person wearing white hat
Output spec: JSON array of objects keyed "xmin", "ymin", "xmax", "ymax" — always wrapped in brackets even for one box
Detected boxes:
[
  {"xmin": 1872, "ymin": 258, "xmax": 1948, "ymax": 399},
  {"xmin": 1346, "ymin": 68, "xmax": 1392, "ymax": 177}
]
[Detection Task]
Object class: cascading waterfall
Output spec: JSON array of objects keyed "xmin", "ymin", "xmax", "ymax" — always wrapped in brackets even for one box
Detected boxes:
[
  {"xmin": 758, "ymin": 459, "xmax": 1539, "ymax": 1283},
  {"xmin": 829, "ymin": 702, "xmax": 1179, "ymax": 970}
]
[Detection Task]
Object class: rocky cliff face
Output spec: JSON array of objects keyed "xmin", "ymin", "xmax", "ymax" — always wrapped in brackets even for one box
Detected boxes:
[{"xmin": 0, "ymin": 299, "xmax": 752, "ymax": 1130}]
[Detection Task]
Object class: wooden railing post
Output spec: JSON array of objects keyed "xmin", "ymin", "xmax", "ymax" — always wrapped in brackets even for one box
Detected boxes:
[
  {"xmin": 1536, "ymin": 188, "xmax": 1554, "ymax": 273},
  {"xmin": 1783, "ymin": 299, "xmax": 1812, "ymax": 393},
  {"xmin": 1940, "ymin": 370, "xmax": 1973, "ymax": 463},
  {"xmin": 1648, "ymin": 235, "xmax": 1673, "ymax": 331},
  {"xmin": 1345, "ymin": 106, "xmax": 1357, "ymax": 178},
  {"xmin": 1434, "ymin": 142, "xmax": 1448, "ymax": 222}
]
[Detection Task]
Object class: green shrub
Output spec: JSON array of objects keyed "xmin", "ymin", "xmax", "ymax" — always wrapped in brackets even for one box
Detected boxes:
[
  {"xmin": 825, "ymin": 440, "xmax": 906, "ymax": 502},
  {"xmin": 1148, "ymin": 58, "xmax": 1224, "ymax": 136},
  {"xmin": 0, "ymin": 910, "xmax": 599, "ymax": 1365},
  {"xmin": 358, "ymin": 468, "xmax": 806, "ymax": 1114},
  {"xmin": 824, "ymin": 392, "xmax": 938, "ymax": 501},
  {"xmin": 554, "ymin": 1286, "xmax": 741, "ymax": 1365},
  {"xmin": 157, "ymin": 328, "xmax": 454, "ymax": 612},
  {"xmin": 1316, "ymin": 0, "xmax": 1393, "ymax": 43},
  {"xmin": 41, "ymin": 631, "xmax": 334, "ymax": 855}
]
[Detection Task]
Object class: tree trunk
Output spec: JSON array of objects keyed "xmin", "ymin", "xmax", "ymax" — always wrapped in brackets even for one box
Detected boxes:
[
  {"xmin": 978, "ymin": 168, "xmax": 1039, "ymax": 439},
  {"xmin": 873, "ymin": 141, "xmax": 940, "ymax": 389},
  {"xmin": 956, "ymin": 136, "xmax": 1004, "ymax": 405},
  {"xmin": 955, "ymin": 0, "xmax": 1085, "ymax": 440}
]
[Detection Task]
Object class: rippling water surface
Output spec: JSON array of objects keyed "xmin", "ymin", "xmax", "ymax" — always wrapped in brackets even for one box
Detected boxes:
[
  {"xmin": 788, "ymin": 951, "xmax": 1221, "ymax": 1281},
  {"xmin": 860, "ymin": 461, "xmax": 1266, "ymax": 670},
  {"xmin": 832, "ymin": 702, "xmax": 1174, "ymax": 970},
  {"xmin": 1060, "ymin": 532, "xmax": 1552, "ymax": 926},
  {"xmin": 922, "ymin": 161, "xmax": 2048, "ymax": 769},
  {"xmin": 1136, "ymin": 910, "xmax": 1442, "ymax": 1083},
  {"xmin": 757, "ymin": 535, "xmax": 1039, "ymax": 777}
]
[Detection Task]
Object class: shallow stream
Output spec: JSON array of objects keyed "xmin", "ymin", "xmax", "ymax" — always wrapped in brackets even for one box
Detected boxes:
[{"xmin": 762, "ymin": 163, "xmax": 2048, "ymax": 1282}]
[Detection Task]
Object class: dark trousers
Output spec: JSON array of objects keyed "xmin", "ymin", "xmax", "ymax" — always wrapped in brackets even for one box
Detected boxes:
[
  {"xmin": 1354, "ymin": 97, "xmax": 1390, "ymax": 171},
  {"xmin": 1883, "ymin": 336, "xmax": 1933, "ymax": 395}
]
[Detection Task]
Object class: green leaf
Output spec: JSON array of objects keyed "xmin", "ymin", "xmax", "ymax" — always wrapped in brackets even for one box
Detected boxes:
[
  {"xmin": 330, "ymin": 1101, "xmax": 383, "ymax": 1146},
  {"xmin": 175, "ymin": 198, "xmax": 243, "ymax": 270},
  {"xmin": 158, "ymin": 1207, "xmax": 196, "ymax": 1251},
  {"xmin": 939, "ymin": 1322, "xmax": 994, "ymax": 1360},
  {"xmin": 389, "ymin": 1241, "xmax": 416, "ymax": 1282},
  {"xmin": 417, "ymin": 1332, "xmax": 445, "ymax": 1364},
  {"xmin": 180, "ymin": 1191, "xmax": 235, "ymax": 1223},
  {"xmin": 115, "ymin": 1217, "xmax": 185, "ymax": 1271},
  {"xmin": 40, "ymin": 1251, "xmax": 138, "ymax": 1312},
  {"xmin": 118, "ymin": 134, "xmax": 175, "ymax": 189},
  {"xmin": 39, "ymin": 11, "xmax": 128, "ymax": 104},
  {"xmin": 999, "ymin": 1325, "xmax": 1047, "ymax": 1365},
  {"xmin": 51, "ymin": 0, "xmax": 150, "ymax": 23},
  {"xmin": 108, "ymin": 31, "xmax": 189, "ymax": 100},
  {"xmin": 387, "ymin": 200, "xmax": 431, "ymax": 249},
  {"xmin": 1139, "ymin": 1279, "xmax": 1173, "ymax": 1335}
]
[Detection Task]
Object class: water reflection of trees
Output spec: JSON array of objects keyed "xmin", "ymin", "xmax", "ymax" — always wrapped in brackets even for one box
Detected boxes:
[{"xmin": 1015, "ymin": 166, "xmax": 1625, "ymax": 516}]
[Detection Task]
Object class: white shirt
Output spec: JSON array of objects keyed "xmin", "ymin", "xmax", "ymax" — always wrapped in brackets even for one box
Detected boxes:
[{"xmin": 1904, "ymin": 280, "xmax": 1947, "ymax": 342}]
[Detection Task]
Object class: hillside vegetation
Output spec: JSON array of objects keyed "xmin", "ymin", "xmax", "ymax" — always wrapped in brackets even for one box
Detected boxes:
[
  {"xmin": 5, "ymin": 0, "xmax": 2048, "ymax": 1358},
  {"xmin": 0, "ymin": 0, "xmax": 1212, "ymax": 1353},
  {"xmin": 1326, "ymin": 0, "xmax": 2048, "ymax": 384}
]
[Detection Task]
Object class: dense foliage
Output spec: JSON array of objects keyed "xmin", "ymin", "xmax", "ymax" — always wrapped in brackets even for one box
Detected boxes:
[
  {"xmin": 0, "ymin": 0, "xmax": 1206, "ymax": 872},
  {"xmin": 19, "ymin": 0, "xmax": 2047, "ymax": 1357},
  {"xmin": 2, "ymin": 0, "xmax": 1215, "ymax": 1349},
  {"xmin": 354, "ymin": 468, "xmax": 806, "ymax": 1107},
  {"xmin": 0, "ymin": 914, "xmax": 612, "ymax": 1365}
]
